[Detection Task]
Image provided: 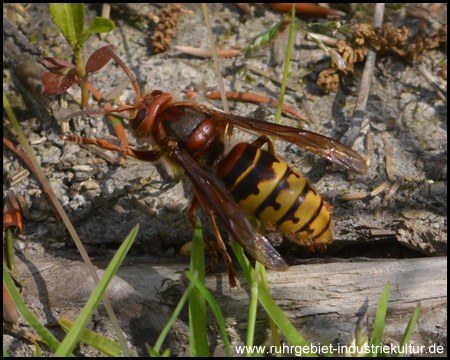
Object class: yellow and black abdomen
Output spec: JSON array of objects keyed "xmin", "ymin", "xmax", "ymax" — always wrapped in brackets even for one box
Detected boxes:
[{"xmin": 218, "ymin": 143, "xmax": 333, "ymax": 249}]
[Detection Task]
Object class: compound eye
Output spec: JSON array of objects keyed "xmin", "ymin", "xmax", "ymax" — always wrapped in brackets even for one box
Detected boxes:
[
  {"xmin": 130, "ymin": 108, "xmax": 147, "ymax": 130},
  {"xmin": 150, "ymin": 90, "xmax": 163, "ymax": 97}
]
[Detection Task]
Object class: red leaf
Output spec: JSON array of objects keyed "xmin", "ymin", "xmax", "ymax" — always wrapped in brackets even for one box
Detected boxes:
[
  {"xmin": 3, "ymin": 282, "xmax": 19, "ymax": 324},
  {"xmin": 3, "ymin": 192, "xmax": 23, "ymax": 233},
  {"xmin": 42, "ymin": 57, "xmax": 74, "ymax": 73},
  {"xmin": 43, "ymin": 67, "xmax": 77, "ymax": 96},
  {"xmin": 86, "ymin": 45, "xmax": 116, "ymax": 73}
]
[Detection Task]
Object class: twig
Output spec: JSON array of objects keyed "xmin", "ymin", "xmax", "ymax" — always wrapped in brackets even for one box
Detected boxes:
[
  {"xmin": 341, "ymin": 3, "xmax": 385, "ymax": 148},
  {"xmin": 186, "ymin": 91, "xmax": 308, "ymax": 122},
  {"xmin": 417, "ymin": 64, "xmax": 447, "ymax": 102}
]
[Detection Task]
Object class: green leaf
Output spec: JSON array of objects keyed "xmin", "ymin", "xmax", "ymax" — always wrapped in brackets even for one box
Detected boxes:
[
  {"xmin": 49, "ymin": 3, "xmax": 85, "ymax": 49},
  {"xmin": 244, "ymin": 14, "xmax": 288, "ymax": 55},
  {"xmin": 78, "ymin": 17, "xmax": 115, "ymax": 46},
  {"xmin": 87, "ymin": 17, "xmax": 115, "ymax": 34}
]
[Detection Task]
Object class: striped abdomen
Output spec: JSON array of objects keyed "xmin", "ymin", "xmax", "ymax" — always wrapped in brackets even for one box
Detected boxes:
[{"xmin": 218, "ymin": 143, "xmax": 333, "ymax": 249}]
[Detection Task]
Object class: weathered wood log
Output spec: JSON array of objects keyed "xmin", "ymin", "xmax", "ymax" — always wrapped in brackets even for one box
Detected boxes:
[{"xmin": 13, "ymin": 256, "xmax": 446, "ymax": 356}]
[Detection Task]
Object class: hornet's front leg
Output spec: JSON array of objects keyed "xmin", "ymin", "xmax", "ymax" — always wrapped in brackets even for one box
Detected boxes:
[{"xmin": 61, "ymin": 135, "xmax": 163, "ymax": 162}]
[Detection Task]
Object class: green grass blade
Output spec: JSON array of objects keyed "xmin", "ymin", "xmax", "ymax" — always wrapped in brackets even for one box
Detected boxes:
[
  {"xmin": 147, "ymin": 346, "xmax": 171, "ymax": 357},
  {"xmin": 151, "ymin": 272, "xmax": 199, "ymax": 355},
  {"xmin": 149, "ymin": 221, "xmax": 205, "ymax": 355},
  {"xmin": 260, "ymin": 266, "xmax": 282, "ymax": 352},
  {"xmin": 5, "ymin": 228, "xmax": 15, "ymax": 270},
  {"xmin": 395, "ymin": 304, "xmax": 420, "ymax": 357},
  {"xmin": 369, "ymin": 283, "xmax": 390, "ymax": 356},
  {"xmin": 230, "ymin": 241, "xmax": 254, "ymax": 285},
  {"xmin": 246, "ymin": 262, "xmax": 260, "ymax": 352},
  {"xmin": 189, "ymin": 220, "xmax": 209, "ymax": 356},
  {"xmin": 231, "ymin": 242, "xmax": 313, "ymax": 355},
  {"xmin": 185, "ymin": 271, "xmax": 231, "ymax": 357},
  {"xmin": 257, "ymin": 281, "xmax": 312, "ymax": 353},
  {"xmin": 3, "ymin": 261, "xmax": 66, "ymax": 354},
  {"xmin": 54, "ymin": 224, "xmax": 139, "ymax": 356},
  {"xmin": 59, "ymin": 319, "xmax": 123, "ymax": 357},
  {"xmin": 274, "ymin": 3, "xmax": 296, "ymax": 127}
]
